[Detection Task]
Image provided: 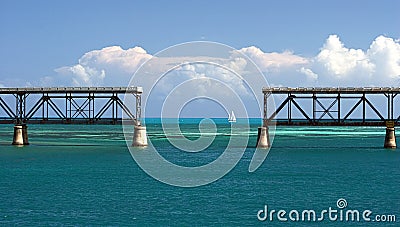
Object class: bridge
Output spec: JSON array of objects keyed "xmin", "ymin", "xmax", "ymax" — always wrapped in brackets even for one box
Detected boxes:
[
  {"xmin": 0, "ymin": 87, "xmax": 147, "ymax": 146},
  {"xmin": 257, "ymin": 87, "xmax": 399, "ymax": 149},
  {"xmin": 1, "ymin": 86, "xmax": 398, "ymax": 149}
]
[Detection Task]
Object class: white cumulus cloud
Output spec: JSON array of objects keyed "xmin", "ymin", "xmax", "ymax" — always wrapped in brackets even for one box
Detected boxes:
[
  {"xmin": 299, "ymin": 67, "xmax": 318, "ymax": 81},
  {"xmin": 48, "ymin": 35, "xmax": 400, "ymax": 88},
  {"xmin": 299, "ymin": 35, "xmax": 400, "ymax": 86},
  {"xmin": 367, "ymin": 35, "xmax": 400, "ymax": 80},
  {"xmin": 315, "ymin": 34, "xmax": 374, "ymax": 77},
  {"xmin": 237, "ymin": 46, "xmax": 309, "ymax": 71},
  {"xmin": 55, "ymin": 46, "xmax": 152, "ymax": 86}
]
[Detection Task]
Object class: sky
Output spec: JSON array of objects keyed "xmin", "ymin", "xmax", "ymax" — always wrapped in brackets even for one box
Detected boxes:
[{"xmin": 0, "ymin": 0, "xmax": 399, "ymax": 117}]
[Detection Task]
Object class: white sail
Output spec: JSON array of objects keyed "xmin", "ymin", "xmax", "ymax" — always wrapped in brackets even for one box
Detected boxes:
[{"xmin": 228, "ymin": 111, "xmax": 236, "ymax": 122}]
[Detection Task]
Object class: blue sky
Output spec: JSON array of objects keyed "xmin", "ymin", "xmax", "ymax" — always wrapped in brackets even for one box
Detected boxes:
[
  {"xmin": 1, "ymin": 0, "xmax": 398, "ymax": 83},
  {"xmin": 0, "ymin": 0, "xmax": 399, "ymax": 117}
]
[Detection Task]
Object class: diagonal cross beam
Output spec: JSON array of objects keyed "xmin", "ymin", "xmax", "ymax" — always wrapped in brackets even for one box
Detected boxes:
[
  {"xmin": 290, "ymin": 98, "xmax": 312, "ymax": 122},
  {"xmin": 316, "ymin": 99, "xmax": 337, "ymax": 120}
]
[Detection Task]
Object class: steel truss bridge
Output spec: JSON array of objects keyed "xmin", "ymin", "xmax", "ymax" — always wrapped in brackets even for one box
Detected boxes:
[
  {"xmin": 0, "ymin": 87, "xmax": 142, "ymax": 124},
  {"xmin": 1, "ymin": 86, "xmax": 399, "ymax": 148},
  {"xmin": 262, "ymin": 87, "xmax": 400, "ymax": 126}
]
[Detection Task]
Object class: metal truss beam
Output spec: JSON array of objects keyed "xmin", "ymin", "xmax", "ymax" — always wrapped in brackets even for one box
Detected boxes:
[
  {"xmin": 263, "ymin": 87, "xmax": 398, "ymax": 126},
  {"xmin": 0, "ymin": 87, "xmax": 142, "ymax": 124}
]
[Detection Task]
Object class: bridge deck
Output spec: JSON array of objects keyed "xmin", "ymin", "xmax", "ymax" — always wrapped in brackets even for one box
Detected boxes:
[
  {"xmin": 0, "ymin": 87, "xmax": 142, "ymax": 94},
  {"xmin": 263, "ymin": 87, "xmax": 400, "ymax": 94}
]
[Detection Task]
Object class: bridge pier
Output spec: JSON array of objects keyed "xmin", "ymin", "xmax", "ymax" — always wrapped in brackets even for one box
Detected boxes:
[
  {"xmin": 12, "ymin": 124, "xmax": 29, "ymax": 145},
  {"xmin": 256, "ymin": 126, "xmax": 270, "ymax": 148},
  {"xmin": 384, "ymin": 126, "xmax": 396, "ymax": 149},
  {"xmin": 132, "ymin": 124, "xmax": 148, "ymax": 146}
]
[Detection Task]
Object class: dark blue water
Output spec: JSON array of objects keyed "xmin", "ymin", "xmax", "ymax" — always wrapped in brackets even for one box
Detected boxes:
[{"xmin": 0, "ymin": 121, "xmax": 399, "ymax": 226}]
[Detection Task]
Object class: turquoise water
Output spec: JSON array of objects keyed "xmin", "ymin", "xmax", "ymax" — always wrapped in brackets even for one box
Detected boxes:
[{"xmin": 0, "ymin": 120, "xmax": 399, "ymax": 226}]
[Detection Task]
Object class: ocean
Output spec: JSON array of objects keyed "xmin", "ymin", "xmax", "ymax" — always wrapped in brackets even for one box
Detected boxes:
[{"xmin": 0, "ymin": 120, "xmax": 399, "ymax": 226}]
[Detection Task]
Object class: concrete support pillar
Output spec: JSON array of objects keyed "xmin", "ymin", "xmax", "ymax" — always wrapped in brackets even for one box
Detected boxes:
[
  {"xmin": 132, "ymin": 125, "xmax": 148, "ymax": 146},
  {"xmin": 257, "ymin": 126, "xmax": 270, "ymax": 148},
  {"xmin": 12, "ymin": 124, "xmax": 29, "ymax": 145},
  {"xmin": 384, "ymin": 127, "xmax": 396, "ymax": 149}
]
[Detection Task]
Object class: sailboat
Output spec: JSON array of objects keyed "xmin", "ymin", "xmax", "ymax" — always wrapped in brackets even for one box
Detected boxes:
[{"xmin": 228, "ymin": 111, "xmax": 236, "ymax": 123}]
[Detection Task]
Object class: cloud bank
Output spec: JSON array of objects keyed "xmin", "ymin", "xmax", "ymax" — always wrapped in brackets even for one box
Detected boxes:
[
  {"xmin": 305, "ymin": 35, "xmax": 400, "ymax": 86},
  {"xmin": 55, "ymin": 46, "xmax": 152, "ymax": 86},
  {"xmin": 38, "ymin": 34, "xmax": 400, "ymax": 88}
]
